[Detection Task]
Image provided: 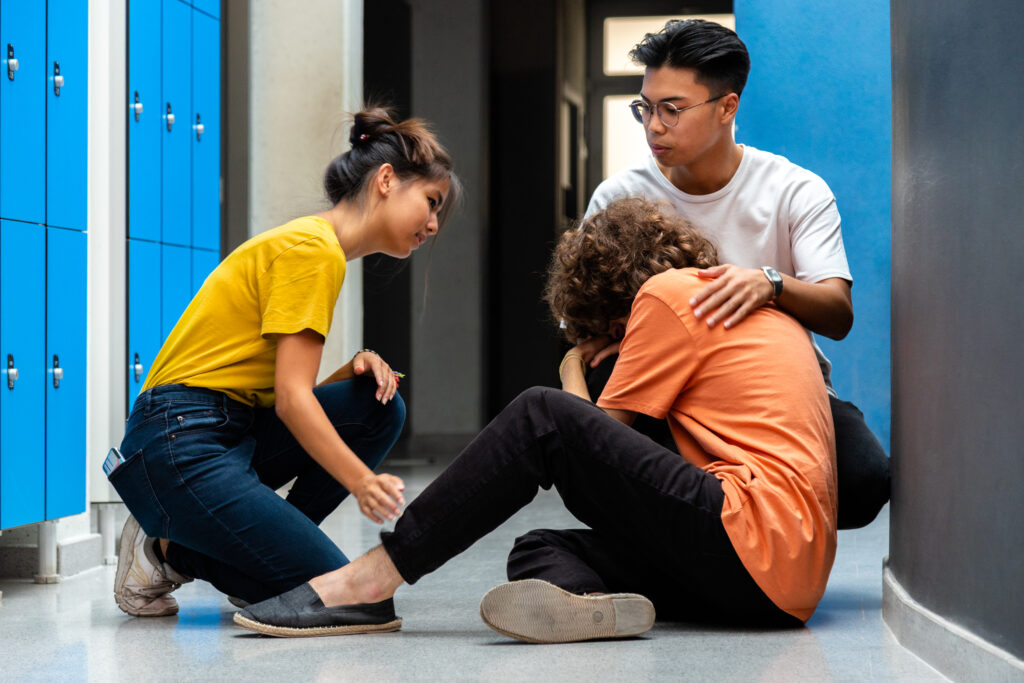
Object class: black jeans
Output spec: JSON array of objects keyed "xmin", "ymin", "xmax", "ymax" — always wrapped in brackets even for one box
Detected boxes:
[
  {"xmin": 587, "ymin": 356, "xmax": 891, "ymax": 530},
  {"xmin": 381, "ymin": 387, "xmax": 798, "ymax": 626}
]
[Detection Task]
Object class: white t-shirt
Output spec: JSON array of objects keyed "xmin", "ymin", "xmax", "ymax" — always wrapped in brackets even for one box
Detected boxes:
[{"xmin": 586, "ymin": 145, "xmax": 851, "ymax": 392}]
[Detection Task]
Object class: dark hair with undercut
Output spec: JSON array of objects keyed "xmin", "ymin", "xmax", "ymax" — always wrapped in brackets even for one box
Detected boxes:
[
  {"xmin": 545, "ymin": 197, "xmax": 719, "ymax": 341},
  {"xmin": 629, "ymin": 19, "xmax": 750, "ymax": 97},
  {"xmin": 324, "ymin": 106, "xmax": 462, "ymax": 229}
]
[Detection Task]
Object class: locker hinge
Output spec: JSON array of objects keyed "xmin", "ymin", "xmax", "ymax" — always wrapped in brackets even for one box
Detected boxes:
[
  {"xmin": 133, "ymin": 352, "xmax": 144, "ymax": 382},
  {"xmin": 166, "ymin": 103, "xmax": 175, "ymax": 131},
  {"xmin": 132, "ymin": 91, "xmax": 143, "ymax": 121},
  {"xmin": 195, "ymin": 113, "xmax": 205, "ymax": 141},
  {"xmin": 6, "ymin": 44, "xmax": 18, "ymax": 81},
  {"xmin": 51, "ymin": 354, "xmax": 63, "ymax": 389},
  {"xmin": 53, "ymin": 62, "xmax": 63, "ymax": 96},
  {"xmin": 6, "ymin": 354, "xmax": 17, "ymax": 390}
]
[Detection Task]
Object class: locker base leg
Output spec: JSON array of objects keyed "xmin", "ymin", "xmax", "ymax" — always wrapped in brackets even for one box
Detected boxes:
[
  {"xmin": 34, "ymin": 520, "xmax": 61, "ymax": 584},
  {"xmin": 99, "ymin": 504, "xmax": 119, "ymax": 565}
]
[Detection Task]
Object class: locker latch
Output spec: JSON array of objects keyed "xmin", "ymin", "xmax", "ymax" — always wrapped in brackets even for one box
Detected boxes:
[
  {"xmin": 52, "ymin": 354, "xmax": 63, "ymax": 389},
  {"xmin": 132, "ymin": 91, "xmax": 143, "ymax": 121},
  {"xmin": 166, "ymin": 103, "xmax": 175, "ymax": 131},
  {"xmin": 6, "ymin": 44, "xmax": 18, "ymax": 81},
  {"xmin": 6, "ymin": 354, "xmax": 17, "ymax": 390},
  {"xmin": 53, "ymin": 61, "xmax": 63, "ymax": 96},
  {"xmin": 195, "ymin": 113, "xmax": 205, "ymax": 141},
  {"xmin": 133, "ymin": 352, "xmax": 144, "ymax": 382}
]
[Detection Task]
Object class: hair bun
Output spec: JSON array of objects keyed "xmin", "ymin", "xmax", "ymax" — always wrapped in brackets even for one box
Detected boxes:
[{"xmin": 349, "ymin": 107, "xmax": 398, "ymax": 148}]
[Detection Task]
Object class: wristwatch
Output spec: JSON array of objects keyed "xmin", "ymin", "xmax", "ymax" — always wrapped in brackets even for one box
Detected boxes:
[{"xmin": 761, "ymin": 266, "xmax": 783, "ymax": 301}]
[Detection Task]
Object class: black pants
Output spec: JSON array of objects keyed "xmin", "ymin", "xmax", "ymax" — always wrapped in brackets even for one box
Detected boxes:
[
  {"xmin": 587, "ymin": 356, "xmax": 891, "ymax": 530},
  {"xmin": 381, "ymin": 387, "xmax": 798, "ymax": 626}
]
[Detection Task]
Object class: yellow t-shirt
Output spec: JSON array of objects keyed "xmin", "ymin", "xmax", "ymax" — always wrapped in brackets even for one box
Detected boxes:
[{"xmin": 142, "ymin": 216, "xmax": 346, "ymax": 407}]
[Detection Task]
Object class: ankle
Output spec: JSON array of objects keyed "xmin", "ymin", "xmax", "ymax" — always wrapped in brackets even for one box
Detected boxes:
[{"xmin": 309, "ymin": 546, "xmax": 403, "ymax": 607}]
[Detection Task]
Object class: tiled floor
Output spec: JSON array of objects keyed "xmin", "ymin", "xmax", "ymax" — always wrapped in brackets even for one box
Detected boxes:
[{"xmin": 0, "ymin": 461, "xmax": 946, "ymax": 681}]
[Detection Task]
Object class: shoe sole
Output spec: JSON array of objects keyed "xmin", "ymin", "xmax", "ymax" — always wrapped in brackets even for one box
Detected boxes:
[
  {"xmin": 113, "ymin": 517, "xmax": 178, "ymax": 618},
  {"xmin": 479, "ymin": 579, "xmax": 654, "ymax": 644},
  {"xmin": 233, "ymin": 612, "xmax": 402, "ymax": 638}
]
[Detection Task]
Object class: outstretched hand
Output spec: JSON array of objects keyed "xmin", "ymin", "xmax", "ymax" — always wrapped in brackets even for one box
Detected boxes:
[
  {"xmin": 690, "ymin": 264, "xmax": 775, "ymax": 329},
  {"xmin": 353, "ymin": 351, "xmax": 399, "ymax": 404}
]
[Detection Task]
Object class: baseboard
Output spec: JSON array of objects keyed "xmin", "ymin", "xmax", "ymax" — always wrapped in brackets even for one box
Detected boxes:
[
  {"xmin": 883, "ymin": 560, "xmax": 1024, "ymax": 682},
  {"xmin": 0, "ymin": 533, "xmax": 103, "ymax": 580}
]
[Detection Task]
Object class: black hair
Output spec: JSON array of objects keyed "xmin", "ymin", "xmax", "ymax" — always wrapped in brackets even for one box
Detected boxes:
[
  {"xmin": 323, "ymin": 106, "xmax": 462, "ymax": 229},
  {"xmin": 629, "ymin": 19, "xmax": 750, "ymax": 97}
]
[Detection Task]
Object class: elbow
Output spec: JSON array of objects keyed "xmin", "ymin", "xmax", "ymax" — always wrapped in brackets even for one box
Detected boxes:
[
  {"xmin": 825, "ymin": 308, "xmax": 854, "ymax": 341},
  {"xmin": 274, "ymin": 387, "xmax": 304, "ymax": 423}
]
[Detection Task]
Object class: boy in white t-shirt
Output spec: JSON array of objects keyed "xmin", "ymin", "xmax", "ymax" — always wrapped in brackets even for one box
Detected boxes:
[{"xmin": 584, "ymin": 18, "xmax": 889, "ymax": 529}]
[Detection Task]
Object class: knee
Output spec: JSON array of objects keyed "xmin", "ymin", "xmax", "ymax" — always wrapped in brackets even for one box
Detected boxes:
[{"xmin": 382, "ymin": 391, "xmax": 406, "ymax": 437}]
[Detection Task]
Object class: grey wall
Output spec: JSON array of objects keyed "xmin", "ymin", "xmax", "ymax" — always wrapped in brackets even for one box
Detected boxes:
[
  {"xmin": 890, "ymin": 0, "xmax": 1024, "ymax": 660},
  {"xmin": 409, "ymin": 0, "xmax": 488, "ymax": 435}
]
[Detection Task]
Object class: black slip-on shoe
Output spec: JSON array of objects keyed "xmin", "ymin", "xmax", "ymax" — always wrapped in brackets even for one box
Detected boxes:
[
  {"xmin": 233, "ymin": 583, "xmax": 402, "ymax": 637},
  {"xmin": 479, "ymin": 579, "xmax": 655, "ymax": 644}
]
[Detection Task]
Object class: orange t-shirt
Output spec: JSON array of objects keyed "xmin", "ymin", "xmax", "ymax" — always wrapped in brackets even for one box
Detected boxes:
[{"xmin": 598, "ymin": 268, "xmax": 837, "ymax": 622}]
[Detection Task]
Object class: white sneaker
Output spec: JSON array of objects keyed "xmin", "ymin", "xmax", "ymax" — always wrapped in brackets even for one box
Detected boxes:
[{"xmin": 113, "ymin": 516, "xmax": 190, "ymax": 617}]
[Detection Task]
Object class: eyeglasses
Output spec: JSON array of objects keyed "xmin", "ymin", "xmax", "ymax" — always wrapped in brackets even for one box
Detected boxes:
[{"xmin": 628, "ymin": 95, "xmax": 727, "ymax": 128}]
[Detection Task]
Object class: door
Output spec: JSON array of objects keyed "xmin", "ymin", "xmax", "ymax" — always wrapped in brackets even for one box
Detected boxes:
[
  {"xmin": 46, "ymin": 0, "xmax": 89, "ymax": 231},
  {"xmin": 0, "ymin": 220, "xmax": 46, "ymax": 528},
  {"xmin": 0, "ymin": 1, "xmax": 46, "ymax": 223},
  {"xmin": 45, "ymin": 227, "xmax": 87, "ymax": 519}
]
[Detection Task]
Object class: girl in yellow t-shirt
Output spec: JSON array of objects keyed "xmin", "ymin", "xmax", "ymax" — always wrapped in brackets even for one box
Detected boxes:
[{"xmin": 109, "ymin": 108, "xmax": 461, "ymax": 619}]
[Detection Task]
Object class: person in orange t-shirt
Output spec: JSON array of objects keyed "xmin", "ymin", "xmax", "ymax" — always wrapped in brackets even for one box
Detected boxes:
[{"xmin": 233, "ymin": 197, "xmax": 835, "ymax": 641}]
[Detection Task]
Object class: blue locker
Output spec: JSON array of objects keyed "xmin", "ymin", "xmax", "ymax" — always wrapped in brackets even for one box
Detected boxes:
[
  {"xmin": 192, "ymin": 0, "xmax": 220, "ymax": 20},
  {"xmin": 45, "ymin": 228, "xmax": 87, "ymax": 520},
  {"xmin": 161, "ymin": 0, "xmax": 192, "ymax": 247},
  {"xmin": 191, "ymin": 9, "xmax": 220, "ymax": 251},
  {"xmin": 161, "ymin": 243, "xmax": 192, "ymax": 340},
  {"xmin": 191, "ymin": 247, "xmax": 219, "ymax": 297},
  {"xmin": 46, "ymin": 0, "xmax": 89, "ymax": 231},
  {"xmin": 127, "ymin": 0, "xmax": 161, "ymax": 241},
  {"xmin": 127, "ymin": 239, "xmax": 162, "ymax": 409},
  {"xmin": 0, "ymin": 220, "xmax": 46, "ymax": 528},
  {"xmin": 0, "ymin": 1, "xmax": 47, "ymax": 223}
]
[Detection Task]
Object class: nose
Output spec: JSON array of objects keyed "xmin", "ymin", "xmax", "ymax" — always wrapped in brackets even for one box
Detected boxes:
[
  {"xmin": 646, "ymin": 114, "xmax": 667, "ymax": 136},
  {"xmin": 426, "ymin": 212, "xmax": 439, "ymax": 235}
]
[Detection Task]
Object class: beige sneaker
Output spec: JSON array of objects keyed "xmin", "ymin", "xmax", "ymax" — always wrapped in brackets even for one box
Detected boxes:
[
  {"xmin": 479, "ymin": 579, "xmax": 655, "ymax": 643},
  {"xmin": 113, "ymin": 516, "xmax": 190, "ymax": 617}
]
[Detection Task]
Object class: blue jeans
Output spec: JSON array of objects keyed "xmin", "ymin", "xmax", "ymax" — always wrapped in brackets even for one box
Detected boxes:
[{"xmin": 111, "ymin": 380, "xmax": 405, "ymax": 603}]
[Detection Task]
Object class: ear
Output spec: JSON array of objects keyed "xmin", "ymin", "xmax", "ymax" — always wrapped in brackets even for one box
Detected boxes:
[
  {"xmin": 374, "ymin": 163, "xmax": 397, "ymax": 197},
  {"xmin": 720, "ymin": 93, "xmax": 740, "ymax": 125}
]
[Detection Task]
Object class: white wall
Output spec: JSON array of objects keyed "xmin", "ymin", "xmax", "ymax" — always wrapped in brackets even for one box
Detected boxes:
[{"xmin": 248, "ymin": 0, "xmax": 364, "ymax": 378}]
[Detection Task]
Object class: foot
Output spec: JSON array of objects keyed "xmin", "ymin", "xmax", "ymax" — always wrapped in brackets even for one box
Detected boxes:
[
  {"xmin": 233, "ymin": 583, "xmax": 402, "ymax": 637},
  {"xmin": 479, "ymin": 579, "xmax": 655, "ymax": 643},
  {"xmin": 113, "ymin": 516, "xmax": 190, "ymax": 617}
]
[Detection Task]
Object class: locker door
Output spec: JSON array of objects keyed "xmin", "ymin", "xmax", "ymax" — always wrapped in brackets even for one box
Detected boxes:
[
  {"xmin": 127, "ymin": 0, "xmax": 161, "ymax": 241},
  {"xmin": 0, "ymin": 220, "xmax": 46, "ymax": 528},
  {"xmin": 0, "ymin": 2, "xmax": 46, "ymax": 223},
  {"xmin": 191, "ymin": 9, "xmax": 220, "ymax": 251},
  {"xmin": 161, "ymin": 243, "xmax": 192, "ymax": 340},
  {"xmin": 46, "ymin": 0, "xmax": 89, "ymax": 231},
  {"xmin": 45, "ymin": 227, "xmax": 86, "ymax": 520},
  {"xmin": 127, "ymin": 239, "xmax": 161, "ymax": 410},
  {"xmin": 191, "ymin": 247, "xmax": 219, "ymax": 297},
  {"xmin": 192, "ymin": 0, "xmax": 220, "ymax": 20},
  {"xmin": 161, "ymin": 0, "xmax": 192, "ymax": 247}
]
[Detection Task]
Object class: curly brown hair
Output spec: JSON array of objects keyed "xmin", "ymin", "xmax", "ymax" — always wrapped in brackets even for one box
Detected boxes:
[{"xmin": 545, "ymin": 197, "xmax": 719, "ymax": 341}]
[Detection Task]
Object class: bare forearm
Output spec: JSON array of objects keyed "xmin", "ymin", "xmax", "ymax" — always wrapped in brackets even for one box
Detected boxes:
[
  {"xmin": 559, "ymin": 354, "xmax": 592, "ymax": 402},
  {"xmin": 775, "ymin": 275, "xmax": 853, "ymax": 340}
]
